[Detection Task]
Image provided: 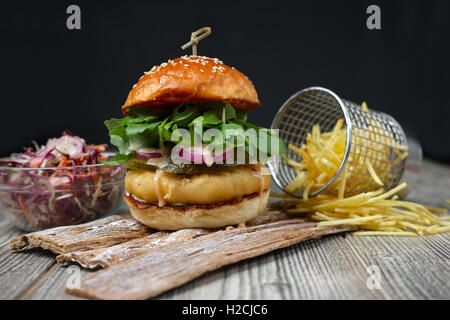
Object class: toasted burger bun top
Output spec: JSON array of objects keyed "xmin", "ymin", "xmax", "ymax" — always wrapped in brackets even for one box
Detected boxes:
[{"xmin": 122, "ymin": 56, "xmax": 260, "ymax": 113}]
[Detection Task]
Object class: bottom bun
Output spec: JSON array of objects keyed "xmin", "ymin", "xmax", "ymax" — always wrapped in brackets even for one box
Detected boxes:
[{"xmin": 125, "ymin": 190, "xmax": 270, "ymax": 230}]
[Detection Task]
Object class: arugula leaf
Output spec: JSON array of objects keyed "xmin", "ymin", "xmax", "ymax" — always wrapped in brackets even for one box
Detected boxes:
[
  {"xmin": 110, "ymin": 135, "xmax": 129, "ymax": 155},
  {"xmin": 170, "ymin": 103, "xmax": 201, "ymax": 126},
  {"xmin": 121, "ymin": 115, "xmax": 158, "ymax": 125},
  {"xmin": 161, "ymin": 121, "xmax": 178, "ymax": 142},
  {"xmin": 104, "ymin": 101, "xmax": 286, "ymax": 164},
  {"xmin": 224, "ymin": 103, "xmax": 236, "ymax": 120},
  {"xmin": 126, "ymin": 107, "xmax": 155, "ymax": 116},
  {"xmin": 254, "ymin": 129, "xmax": 287, "ymax": 158},
  {"xmin": 279, "ymin": 138, "xmax": 287, "ymax": 156},
  {"xmin": 158, "ymin": 120, "xmax": 166, "ymax": 149},
  {"xmin": 204, "ymin": 101, "xmax": 236, "ymax": 122},
  {"xmin": 129, "ymin": 131, "xmax": 159, "ymax": 151},
  {"xmin": 221, "ymin": 123, "xmax": 245, "ymax": 142},
  {"xmin": 104, "ymin": 118, "xmax": 121, "ymax": 131},
  {"xmin": 109, "ymin": 125, "xmax": 130, "ymax": 154},
  {"xmin": 125, "ymin": 121, "xmax": 161, "ymax": 137},
  {"xmin": 100, "ymin": 152, "xmax": 134, "ymax": 165},
  {"xmin": 224, "ymin": 129, "xmax": 246, "ymax": 150},
  {"xmin": 196, "ymin": 111, "xmax": 222, "ymax": 127},
  {"xmin": 236, "ymin": 109, "xmax": 247, "ymax": 121}
]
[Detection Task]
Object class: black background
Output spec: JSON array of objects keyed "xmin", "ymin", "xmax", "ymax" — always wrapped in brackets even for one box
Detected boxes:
[{"xmin": 0, "ymin": 0, "xmax": 449, "ymax": 162}]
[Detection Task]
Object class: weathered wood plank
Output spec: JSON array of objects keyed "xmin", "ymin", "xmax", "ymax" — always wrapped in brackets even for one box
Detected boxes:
[
  {"xmin": 159, "ymin": 155, "xmax": 450, "ymax": 301},
  {"xmin": 55, "ymin": 206, "xmax": 289, "ymax": 270},
  {"xmin": 25, "ymin": 264, "xmax": 84, "ymax": 300},
  {"xmin": 0, "ymin": 222, "xmax": 59, "ymax": 300},
  {"xmin": 23, "ymin": 231, "xmax": 450, "ymax": 300},
  {"xmin": 158, "ymin": 232, "xmax": 450, "ymax": 300},
  {"xmin": 9, "ymin": 214, "xmax": 152, "ymax": 254},
  {"xmin": 0, "ymin": 219, "xmax": 20, "ymax": 247},
  {"xmin": 406, "ymin": 159, "xmax": 450, "ymax": 207},
  {"xmin": 342, "ymin": 233, "xmax": 450, "ymax": 299},
  {"xmin": 3, "ymin": 158, "xmax": 449, "ymax": 300},
  {"xmin": 158, "ymin": 233, "xmax": 387, "ymax": 300},
  {"xmin": 56, "ymin": 229, "xmax": 210, "ymax": 269},
  {"xmin": 67, "ymin": 219, "xmax": 350, "ymax": 299},
  {"xmin": 0, "ymin": 242, "xmax": 56, "ymax": 299}
]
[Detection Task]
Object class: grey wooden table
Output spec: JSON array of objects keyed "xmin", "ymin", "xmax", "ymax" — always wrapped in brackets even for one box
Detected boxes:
[{"xmin": 0, "ymin": 159, "xmax": 449, "ymax": 300}]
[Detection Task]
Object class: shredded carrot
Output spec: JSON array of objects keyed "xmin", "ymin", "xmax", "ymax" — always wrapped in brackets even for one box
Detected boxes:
[
  {"xmin": 57, "ymin": 156, "xmax": 71, "ymax": 167},
  {"xmin": 18, "ymin": 196, "xmax": 37, "ymax": 227},
  {"xmin": 90, "ymin": 144, "xmax": 107, "ymax": 152},
  {"xmin": 57, "ymin": 157, "xmax": 66, "ymax": 167},
  {"xmin": 30, "ymin": 161, "xmax": 41, "ymax": 167},
  {"xmin": 75, "ymin": 156, "xmax": 89, "ymax": 165},
  {"xmin": 92, "ymin": 174, "xmax": 100, "ymax": 186}
]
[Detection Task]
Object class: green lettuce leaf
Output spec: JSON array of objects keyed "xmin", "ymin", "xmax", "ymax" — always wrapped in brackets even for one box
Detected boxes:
[
  {"xmin": 104, "ymin": 101, "xmax": 286, "ymax": 163},
  {"xmin": 100, "ymin": 152, "xmax": 134, "ymax": 165}
]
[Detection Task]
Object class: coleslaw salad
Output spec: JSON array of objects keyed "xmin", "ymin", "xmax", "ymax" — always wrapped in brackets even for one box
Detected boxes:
[{"xmin": 0, "ymin": 131, "xmax": 125, "ymax": 231}]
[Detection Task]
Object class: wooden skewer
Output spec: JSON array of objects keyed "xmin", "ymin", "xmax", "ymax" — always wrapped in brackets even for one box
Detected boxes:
[{"xmin": 181, "ymin": 26, "xmax": 212, "ymax": 56}]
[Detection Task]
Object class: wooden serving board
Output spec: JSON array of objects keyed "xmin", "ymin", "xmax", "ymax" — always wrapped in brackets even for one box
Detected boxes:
[{"xmin": 9, "ymin": 199, "xmax": 352, "ymax": 300}]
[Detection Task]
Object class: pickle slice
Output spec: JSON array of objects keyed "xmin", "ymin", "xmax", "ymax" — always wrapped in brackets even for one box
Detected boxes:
[
  {"xmin": 125, "ymin": 158, "xmax": 158, "ymax": 171},
  {"xmin": 125, "ymin": 157, "xmax": 242, "ymax": 174}
]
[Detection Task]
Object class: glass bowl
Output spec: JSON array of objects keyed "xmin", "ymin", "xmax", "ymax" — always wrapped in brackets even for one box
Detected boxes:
[{"xmin": 0, "ymin": 161, "xmax": 126, "ymax": 231}]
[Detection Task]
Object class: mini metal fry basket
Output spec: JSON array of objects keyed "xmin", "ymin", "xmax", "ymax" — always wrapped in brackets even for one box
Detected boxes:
[{"xmin": 268, "ymin": 87, "xmax": 421, "ymax": 198}]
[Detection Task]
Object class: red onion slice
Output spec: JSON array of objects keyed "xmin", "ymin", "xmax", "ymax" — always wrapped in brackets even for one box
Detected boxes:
[
  {"xmin": 54, "ymin": 136, "xmax": 84, "ymax": 159},
  {"xmin": 178, "ymin": 147, "xmax": 203, "ymax": 163},
  {"xmin": 49, "ymin": 176, "xmax": 72, "ymax": 187},
  {"xmin": 29, "ymin": 147, "xmax": 55, "ymax": 167},
  {"xmin": 212, "ymin": 148, "xmax": 234, "ymax": 163},
  {"xmin": 135, "ymin": 148, "xmax": 164, "ymax": 159},
  {"xmin": 178, "ymin": 146, "xmax": 234, "ymax": 165}
]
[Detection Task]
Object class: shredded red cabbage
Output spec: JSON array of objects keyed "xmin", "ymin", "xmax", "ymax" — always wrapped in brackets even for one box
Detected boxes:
[{"xmin": 0, "ymin": 132, "xmax": 125, "ymax": 231}]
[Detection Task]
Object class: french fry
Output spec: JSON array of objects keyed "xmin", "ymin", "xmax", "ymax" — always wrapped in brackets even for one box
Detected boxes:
[
  {"xmin": 281, "ymin": 103, "xmax": 449, "ymax": 237},
  {"xmin": 285, "ymin": 102, "xmax": 407, "ymax": 198},
  {"xmin": 353, "ymin": 231, "xmax": 417, "ymax": 237},
  {"xmin": 282, "ymin": 183, "xmax": 449, "ymax": 236},
  {"xmin": 424, "ymin": 205, "xmax": 448, "ymax": 214},
  {"xmin": 361, "ymin": 102, "xmax": 369, "ymax": 112},
  {"xmin": 366, "ymin": 160, "xmax": 384, "ymax": 186},
  {"xmin": 317, "ymin": 215, "xmax": 383, "ymax": 227}
]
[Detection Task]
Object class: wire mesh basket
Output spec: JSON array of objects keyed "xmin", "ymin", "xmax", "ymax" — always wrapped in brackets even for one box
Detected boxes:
[{"xmin": 268, "ymin": 87, "xmax": 416, "ymax": 198}]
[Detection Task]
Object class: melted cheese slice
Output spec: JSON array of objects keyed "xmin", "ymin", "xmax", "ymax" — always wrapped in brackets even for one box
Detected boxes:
[{"xmin": 125, "ymin": 164, "xmax": 271, "ymax": 205}]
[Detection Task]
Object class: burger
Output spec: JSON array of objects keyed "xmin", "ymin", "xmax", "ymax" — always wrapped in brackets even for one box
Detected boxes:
[{"xmin": 104, "ymin": 55, "xmax": 285, "ymax": 230}]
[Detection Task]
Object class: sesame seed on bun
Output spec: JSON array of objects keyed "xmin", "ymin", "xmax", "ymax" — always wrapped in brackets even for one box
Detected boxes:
[{"xmin": 122, "ymin": 56, "xmax": 260, "ymax": 113}]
